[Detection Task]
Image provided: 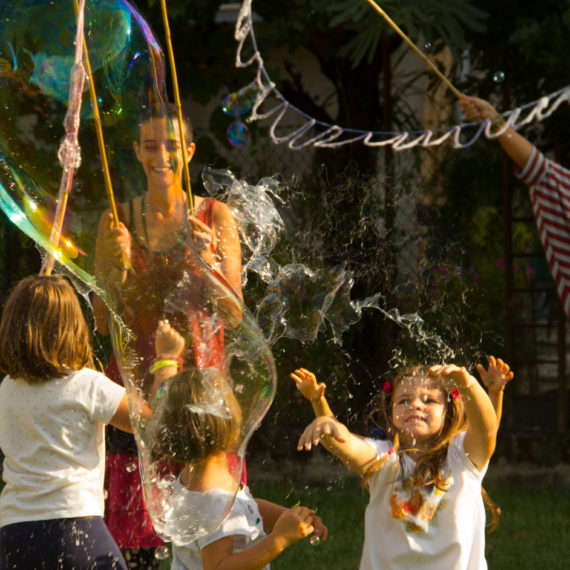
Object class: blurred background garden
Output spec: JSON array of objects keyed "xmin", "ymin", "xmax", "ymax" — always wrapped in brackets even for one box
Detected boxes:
[{"xmin": 1, "ymin": 0, "xmax": 569, "ymax": 566}]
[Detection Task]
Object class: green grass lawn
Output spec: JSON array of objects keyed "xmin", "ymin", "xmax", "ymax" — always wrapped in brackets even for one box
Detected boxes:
[
  {"xmin": 1, "ymin": 472, "xmax": 567, "ymax": 568},
  {"xmin": 246, "ymin": 479, "xmax": 570, "ymax": 570}
]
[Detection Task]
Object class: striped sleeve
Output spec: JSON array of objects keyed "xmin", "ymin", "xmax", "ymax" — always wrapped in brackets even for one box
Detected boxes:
[
  {"xmin": 521, "ymin": 149, "xmax": 570, "ymax": 319},
  {"xmin": 516, "ymin": 146, "xmax": 547, "ymax": 186}
]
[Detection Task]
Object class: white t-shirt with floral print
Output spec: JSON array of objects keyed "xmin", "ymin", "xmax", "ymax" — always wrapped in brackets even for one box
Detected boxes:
[{"xmin": 360, "ymin": 432, "xmax": 488, "ymax": 570}]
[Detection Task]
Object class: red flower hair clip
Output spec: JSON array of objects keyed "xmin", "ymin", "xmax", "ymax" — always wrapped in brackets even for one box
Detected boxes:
[
  {"xmin": 382, "ymin": 381, "xmax": 392, "ymax": 393},
  {"xmin": 450, "ymin": 388, "xmax": 460, "ymax": 400}
]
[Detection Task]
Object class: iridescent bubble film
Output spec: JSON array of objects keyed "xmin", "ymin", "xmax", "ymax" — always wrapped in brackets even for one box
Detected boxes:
[
  {"xmin": 226, "ymin": 120, "xmax": 251, "ymax": 148},
  {"xmin": 222, "ymin": 82, "xmax": 259, "ymax": 117},
  {"xmin": 0, "ymin": 0, "xmax": 275, "ymax": 547}
]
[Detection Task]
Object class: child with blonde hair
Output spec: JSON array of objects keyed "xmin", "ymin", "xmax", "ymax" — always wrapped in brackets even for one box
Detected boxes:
[
  {"xmin": 292, "ymin": 359, "xmax": 505, "ymax": 570},
  {"xmin": 148, "ymin": 323, "xmax": 327, "ymax": 570}
]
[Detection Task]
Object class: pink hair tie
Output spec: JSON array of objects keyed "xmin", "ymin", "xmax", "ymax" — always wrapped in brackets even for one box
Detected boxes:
[{"xmin": 450, "ymin": 388, "xmax": 460, "ymax": 400}]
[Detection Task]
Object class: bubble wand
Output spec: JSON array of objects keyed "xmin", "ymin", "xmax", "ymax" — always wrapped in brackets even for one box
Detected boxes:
[
  {"xmin": 43, "ymin": 0, "xmax": 126, "ymax": 275},
  {"xmin": 160, "ymin": 0, "xmax": 195, "ymax": 216},
  {"xmin": 41, "ymin": 0, "xmax": 87, "ymax": 275},
  {"xmin": 364, "ymin": 0, "xmax": 461, "ymax": 99}
]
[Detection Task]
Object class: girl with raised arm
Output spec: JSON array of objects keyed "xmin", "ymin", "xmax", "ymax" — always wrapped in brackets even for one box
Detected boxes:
[{"xmin": 294, "ymin": 364, "xmax": 499, "ymax": 569}]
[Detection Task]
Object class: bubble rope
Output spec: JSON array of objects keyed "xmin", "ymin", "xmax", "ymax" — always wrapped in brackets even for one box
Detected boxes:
[{"xmin": 234, "ymin": 0, "xmax": 570, "ymax": 151}]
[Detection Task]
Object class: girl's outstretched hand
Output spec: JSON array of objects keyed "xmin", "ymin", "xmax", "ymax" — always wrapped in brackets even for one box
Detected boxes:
[
  {"xmin": 271, "ymin": 506, "xmax": 315, "ymax": 548},
  {"xmin": 155, "ymin": 319, "xmax": 185, "ymax": 358},
  {"xmin": 290, "ymin": 368, "xmax": 325, "ymax": 401},
  {"xmin": 298, "ymin": 416, "xmax": 347, "ymax": 451},
  {"xmin": 429, "ymin": 364, "xmax": 476, "ymax": 392},
  {"xmin": 476, "ymin": 356, "xmax": 514, "ymax": 393}
]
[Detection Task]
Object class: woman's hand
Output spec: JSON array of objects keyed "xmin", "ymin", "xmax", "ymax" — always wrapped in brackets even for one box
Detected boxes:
[
  {"xmin": 96, "ymin": 211, "xmax": 132, "ymax": 288},
  {"xmin": 188, "ymin": 214, "xmax": 217, "ymax": 265},
  {"xmin": 100, "ymin": 212, "xmax": 131, "ymax": 265}
]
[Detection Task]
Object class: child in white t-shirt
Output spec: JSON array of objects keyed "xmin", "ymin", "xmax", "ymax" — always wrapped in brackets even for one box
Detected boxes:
[
  {"xmin": 146, "ymin": 323, "xmax": 327, "ymax": 570},
  {"xmin": 0, "ymin": 274, "xmax": 137, "ymax": 569},
  {"xmin": 292, "ymin": 362, "xmax": 502, "ymax": 570}
]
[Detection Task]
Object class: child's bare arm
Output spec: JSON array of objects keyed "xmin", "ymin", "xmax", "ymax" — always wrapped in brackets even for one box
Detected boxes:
[
  {"xmin": 200, "ymin": 506, "xmax": 315, "ymax": 570},
  {"xmin": 149, "ymin": 320, "xmax": 185, "ymax": 396},
  {"xmin": 109, "ymin": 391, "xmax": 152, "ymax": 432},
  {"xmin": 297, "ymin": 416, "xmax": 377, "ymax": 476},
  {"xmin": 458, "ymin": 95, "xmax": 534, "ymax": 169},
  {"xmin": 254, "ymin": 498, "xmax": 287, "ymax": 531},
  {"xmin": 255, "ymin": 499, "xmax": 328, "ymax": 540},
  {"xmin": 476, "ymin": 356, "xmax": 514, "ymax": 425},
  {"xmin": 255, "ymin": 499, "xmax": 328, "ymax": 542},
  {"xmin": 290, "ymin": 368, "xmax": 333, "ymax": 417},
  {"xmin": 431, "ymin": 364, "xmax": 498, "ymax": 470}
]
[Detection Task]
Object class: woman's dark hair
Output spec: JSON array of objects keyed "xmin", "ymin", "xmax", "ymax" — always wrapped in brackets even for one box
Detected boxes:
[
  {"xmin": 139, "ymin": 102, "xmax": 194, "ymax": 144},
  {"xmin": 0, "ymin": 274, "xmax": 94, "ymax": 383}
]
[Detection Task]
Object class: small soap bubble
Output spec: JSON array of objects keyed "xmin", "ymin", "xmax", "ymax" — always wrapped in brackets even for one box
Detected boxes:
[
  {"xmin": 424, "ymin": 41, "xmax": 432, "ymax": 50},
  {"xmin": 154, "ymin": 545, "xmax": 170, "ymax": 560},
  {"xmin": 222, "ymin": 82, "xmax": 259, "ymax": 117},
  {"xmin": 125, "ymin": 461, "xmax": 137, "ymax": 473},
  {"xmin": 227, "ymin": 121, "xmax": 250, "ymax": 148},
  {"xmin": 492, "ymin": 71, "xmax": 505, "ymax": 83},
  {"xmin": 310, "ymin": 535, "xmax": 321, "ymax": 546},
  {"xmin": 222, "ymin": 93, "xmax": 249, "ymax": 117}
]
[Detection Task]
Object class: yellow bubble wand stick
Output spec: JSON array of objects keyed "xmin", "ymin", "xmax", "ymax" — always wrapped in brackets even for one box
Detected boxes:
[
  {"xmin": 79, "ymin": 19, "xmax": 122, "ymax": 232},
  {"xmin": 160, "ymin": 0, "xmax": 195, "ymax": 216},
  {"xmin": 363, "ymin": 0, "xmax": 461, "ymax": 99}
]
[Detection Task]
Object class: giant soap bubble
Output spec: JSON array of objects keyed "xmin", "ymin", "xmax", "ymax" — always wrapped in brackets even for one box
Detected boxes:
[{"xmin": 0, "ymin": 0, "xmax": 276, "ymax": 545}]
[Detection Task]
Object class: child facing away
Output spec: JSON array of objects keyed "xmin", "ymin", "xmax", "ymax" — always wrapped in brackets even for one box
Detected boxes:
[
  {"xmin": 290, "ymin": 358, "xmax": 512, "ymax": 570},
  {"xmin": 0, "ymin": 275, "xmax": 138, "ymax": 569},
  {"xmin": 146, "ymin": 322, "xmax": 327, "ymax": 570}
]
